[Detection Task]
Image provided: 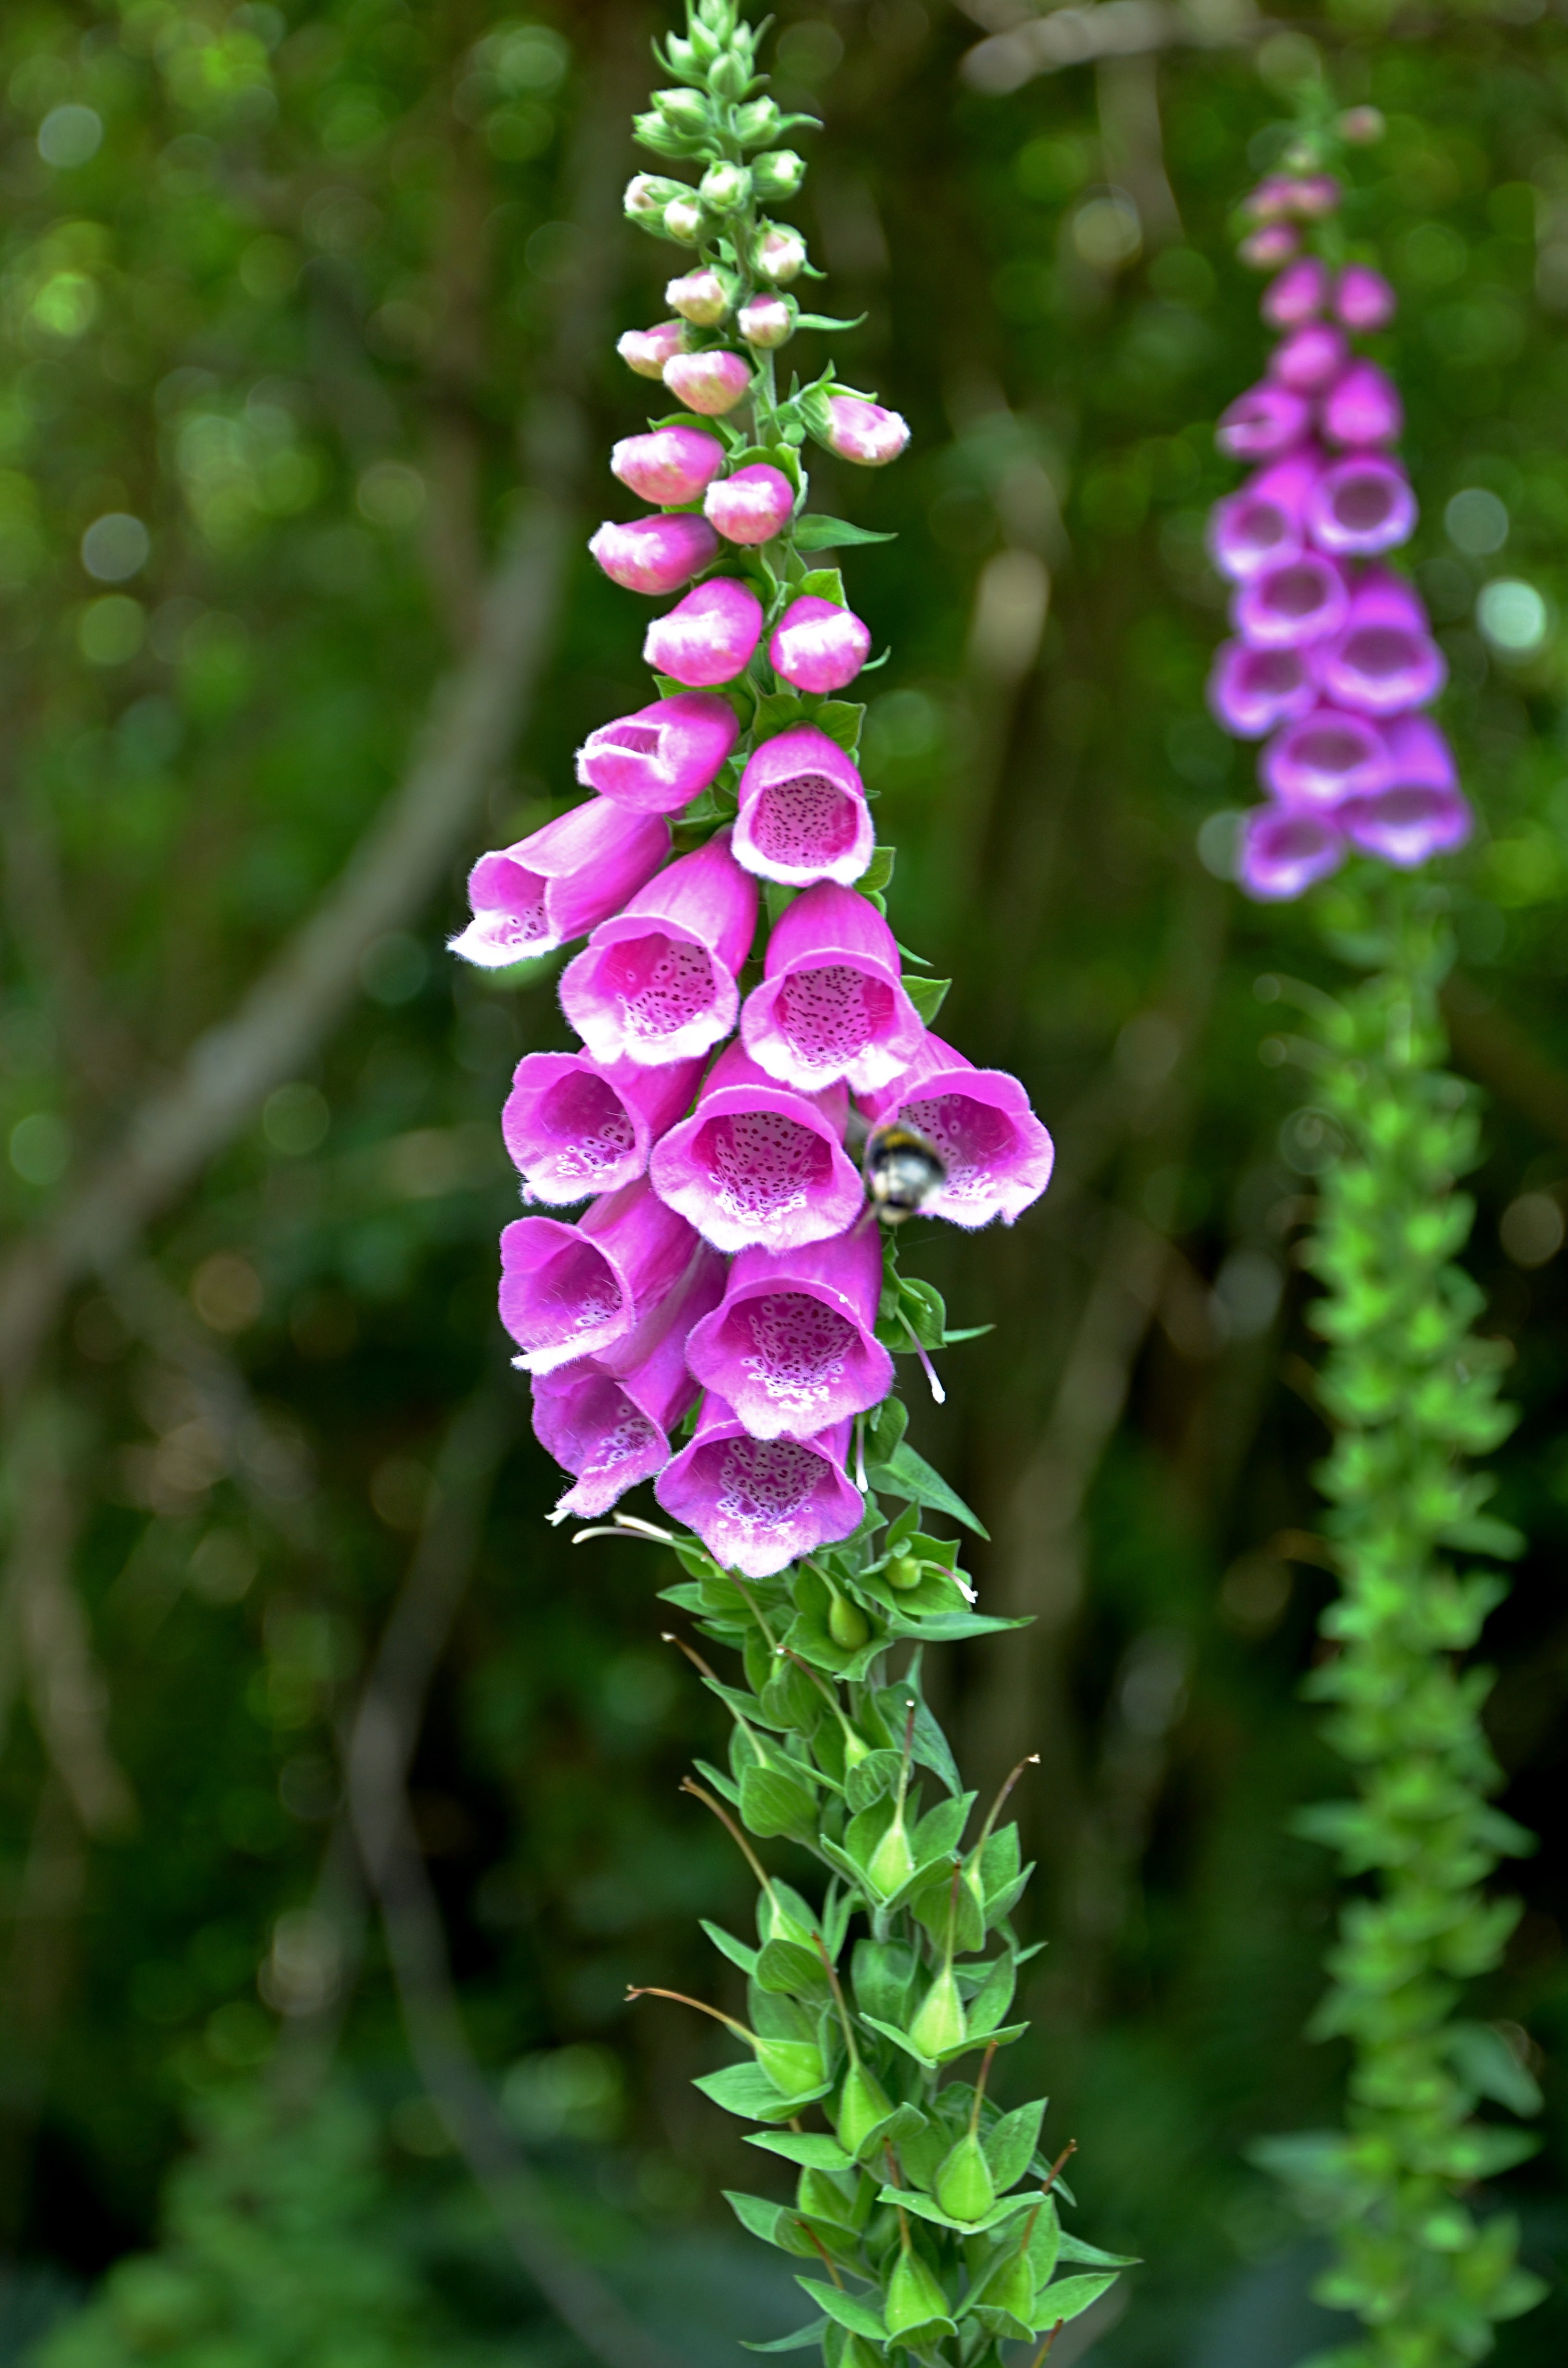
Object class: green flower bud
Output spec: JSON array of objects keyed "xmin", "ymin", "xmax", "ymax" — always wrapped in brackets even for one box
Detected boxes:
[
  {"xmin": 752, "ymin": 149, "xmax": 806, "ymax": 202},
  {"xmin": 829, "ymin": 1592, "xmax": 870, "ymax": 1650},
  {"xmin": 840, "ymin": 2343, "xmax": 881, "ymax": 2368},
  {"xmin": 625, "ymin": 173, "xmax": 689, "ymax": 228},
  {"xmin": 760, "ymin": 1891, "xmax": 816, "ymax": 1950},
  {"xmin": 934, "ymin": 2128, "xmax": 996, "ymax": 2222},
  {"xmin": 663, "ymin": 195, "xmax": 705, "ymax": 246},
  {"xmin": 866, "ymin": 1809, "xmax": 914, "ymax": 1896},
  {"xmin": 838, "ymin": 1722, "xmax": 872, "ymax": 1772},
  {"xmin": 754, "ymin": 2034, "xmax": 825, "ymax": 2095},
  {"xmin": 834, "ymin": 2060, "xmax": 893, "ymax": 2158},
  {"xmin": 754, "ymin": 223, "xmax": 807, "ymax": 285},
  {"xmin": 699, "ymin": 159, "xmax": 751, "ymax": 213},
  {"xmin": 885, "ymin": 2247, "xmax": 953, "ymax": 2341},
  {"xmin": 885, "ymin": 1554, "xmax": 924, "ymax": 1592},
  {"xmin": 732, "ymin": 97, "xmax": 782, "ymax": 147},
  {"xmin": 979, "ymin": 2249, "xmax": 1036, "ymax": 2334},
  {"xmin": 633, "ymin": 113, "xmax": 694, "ymax": 160},
  {"xmin": 909, "ymin": 1965, "xmax": 967, "ymax": 2060},
  {"xmin": 655, "ymin": 86, "xmax": 710, "ymax": 135},
  {"xmin": 710, "ymin": 51, "xmax": 750, "ymax": 100}
]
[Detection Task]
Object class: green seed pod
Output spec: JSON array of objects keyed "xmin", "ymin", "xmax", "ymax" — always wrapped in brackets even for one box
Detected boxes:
[
  {"xmin": 866, "ymin": 1809, "xmax": 914, "ymax": 1896},
  {"xmin": 934, "ymin": 2128, "xmax": 996, "ymax": 2222},
  {"xmin": 979, "ymin": 2248, "xmax": 1036, "ymax": 2335},
  {"xmin": 885, "ymin": 2246, "xmax": 953, "ymax": 2340},
  {"xmin": 751, "ymin": 148, "xmax": 806, "ymax": 201},
  {"xmin": 663, "ymin": 195, "xmax": 705, "ymax": 246},
  {"xmin": 654, "ymin": 86, "xmax": 710, "ymax": 134},
  {"xmin": 754, "ymin": 2034, "xmax": 825, "ymax": 2095},
  {"xmin": 834, "ymin": 2060, "xmax": 893, "ymax": 2158},
  {"xmin": 838, "ymin": 1722, "xmax": 872, "ymax": 1772},
  {"xmin": 884, "ymin": 1553, "xmax": 924, "ymax": 1592},
  {"xmin": 909, "ymin": 1965, "xmax": 967, "ymax": 2060},
  {"xmin": 699, "ymin": 159, "xmax": 751, "ymax": 212},
  {"xmin": 732, "ymin": 96, "xmax": 782, "ymax": 147},
  {"xmin": 829, "ymin": 1592, "xmax": 870, "ymax": 1650}
]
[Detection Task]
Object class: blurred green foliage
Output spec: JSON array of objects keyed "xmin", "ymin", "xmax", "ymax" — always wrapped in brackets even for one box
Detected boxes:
[{"xmin": 2, "ymin": 2, "xmax": 1568, "ymax": 2366}]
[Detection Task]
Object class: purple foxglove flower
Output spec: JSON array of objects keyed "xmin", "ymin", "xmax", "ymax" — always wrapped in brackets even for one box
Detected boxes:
[
  {"xmin": 611, "ymin": 426, "xmax": 725, "ymax": 506},
  {"xmin": 451, "ymin": 800, "xmax": 670, "ymax": 969},
  {"xmin": 858, "ymin": 1035, "xmax": 1055, "ymax": 1230},
  {"xmin": 1291, "ymin": 174, "xmax": 1341, "ymax": 219},
  {"xmin": 1237, "ymin": 807, "xmax": 1346, "ymax": 902},
  {"xmin": 559, "ymin": 827, "xmax": 759, "ymax": 1068},
  {"xmin": 1207, "ymin": 640, "xmax": 1319, "ymax": 739},
  {"xmin": 575, "ymin": 691, "xmax": 740, "ymax": 814},
  {"xmin": 654, "ymin": 1396, "xmax": 862, "ymax": 1579},
  {"xmin": 768, "ymin": 594, "xmax": 873, "ymax": 694},
  {"xmin": 502, "ymin": 1050, "xmax": 705, "ymax": 1204},
  {"xmin": 588, "ymin": 513, "xmax": 720, "ymax": 595},
  {"xmin": 732, "ymin": 723, "xmax": 874, "ymax": 888},
  {"xmin": 618, "ymin": 320, "xmax": 689, "ymax": 380},
  {"xmin": 1262, "ymin": 257, "xmax": 1329, "ymax": 328},
  {"xmin": 703, "ymin": 464, "xmax": 796, "ymax": 546},
  {"xmin": 1320, "ymin": 359, "xmax": 1403, "ymax": 449},
  {"xmin": 1268, "ymin": 321, "xmax": 1348, "ymax": 394},
  {"xmin": 665, "ymin": 267, "xmax": 734, "ymax": 326},
  {"xmin": 1260, "ymin": 705, "xmax": 1391, "ymax": 811},
  {"xmin": 649, "ymin": 1039, "xmax": 862, "ymax": 1253},
  {"xmin": 1239, "ymin": 224, "xmax": 1299, "ymax": 271},
  {"xmin": 740, "ymin": 880, "xmax": 924, "ymax": 1095},
  {"xmin": 1215, "ymin": 382, "xmax": 1311, "ymax": 463},
  {"xmin": 1234, "ymin": 553, "xmax": 1349, "ymax": 650},
  {"xmin": 684, "ymin": 1223, "xmax": 894, "ymax": 1441},
  {"xmin": 1208, "ymin": 451, "xmax": 1321, "ymax": 583},
  {"xmin": 643, "ymin": 577, "xmax": 764, "ymax": 687},
  {"xmin": 738, "ymin": 293, "xmax": 793, "ymax": 348},
  {"xmin": 1307, "ymin": 455, "xmax": 1417, "ymax": 558},
  {"xmin": 530, "ymin": 1247, "xmax": 726, "ymax": 1517},
  {"xmin": 499, "ymin": 1175, "xmax": 698, "ymax": 1374},
  {"xmin": 1317, "ymin": 570, "xmax": 1447, "ymax": 716},
  {"xmin": 1242, "ymin": 176, "xmax": 1296, "ymax": 223},
  {"xmin": 822, "ymin": 395, "xmax": 910, "ymax": 467},
  {"xmin": 1338, "ymin": 720, "xmax": 1471, "ymax": 866},
  {"xmin": 1334, "ymin": 263, "xmax": 1396, "ymax": 331},
  {"xmin": 662, "ymin": 350, "xmax": 751, "ymax": 416}
]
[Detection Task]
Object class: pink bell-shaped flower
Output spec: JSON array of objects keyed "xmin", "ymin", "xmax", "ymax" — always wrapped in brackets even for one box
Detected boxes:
[
  {"xmin": 662, "ymin": 349, "xmax": 751, "ymax": 416},
  {"xmin": 617, "ymin": 321, "xmax": 689, "ymax": 380},
  {"xmin": 1316, "ymin": 568, "xmax": 1447, "ymax": 717},
  {"xmin": 1320, "ymin": 359, "xmax": 1403, "ymax": 449},
  {"xmin": 649, "ymin": 1039, "xmax": 863, "ymax": 1254},
  {"xmin": 1214, "ymin": 383, "xmax": 1311, "ymax": 463},
  {"xmin": 1234, "ymin": 553, "xmax": 1349, "ymax": 650},
  {"xmin": 575, "ymin": 692, "xmax": 739, "ymax": 814},
  {"xmin": 858, "ymin": 1035, "xmax": 1055, "ymax": 1230},
  {"xmin": 611, "ymin": 426, "xmax": 725, "ymax": 506},
  {"xmin": 684, "ymin": 1223, "xmax": 893, "ymax": 1442},
  {"xmin": 559, "ymin": 828, "xmax": 759, "ymax": 1068},
  {"xmin": 654, "ymin": 1395, "xmax": 863, "ymax": 1578},
  {"xmin": 643, "ymin": 578, "xmax": 765, "ymax": 687},
  {"xmin": 704, "ymin": 465, "xmax": 796, "ymax": 545},
  {"xmin": 1307, "ymin": 455, "xmax": 1416, "ymax": 558},
  {"xmin": 1262, "ymin": 257, "xmax": 1329, "ymax": 328},
  {"xmin": 1268, "ymin": 321, "xmax": 1348, "ymax": 394},
  {"xmin": 498, "ymin": 1176, "xmax": 698, "ymax": 1375},
  {"xmin": 502, "ymin": 1050, "xmax": 705, "ymax": 1205},
  {"xmin": 1260, "ymin": 705, "xmax": 1391, "ymax": 811},
  {"xmin": 1207, "ymin": 641, "xmax": 1319, "ymax": 739},
  {"xmin": 1338, "ymin": 717, "xmax": 1471, "ymax": 867},
  {"xmin": 1208, "ymin": 451, "xmax": 1321, "ymax": 584},
  {"xmin": 732, "ymin": 724, "xmax": 874, "ymax": 888},
  {"xmin": 588, "ymin": 513, "xmax": 719, "ymax": 595},
  {"xmin": 1237, "ymin": 807, "xmax": 1346, "ymax": 902},
  {"xmin": 769, "ymin": 594, "xmax": 872, "ymax": 693},
  {"xmin": 530, "ymin": 1247, "xmax": 726, "ymax": 1518},
  {"xmin": 450, "ymin": 800, "xmax": 669, "ymax": 969},
  {"xmin": 1333, "ymin": 263, "xmax": 1396, "ymax": 332},
  {"xmin": 740, "ymin": 880, "xmax": 924, "ymax": 1096}
]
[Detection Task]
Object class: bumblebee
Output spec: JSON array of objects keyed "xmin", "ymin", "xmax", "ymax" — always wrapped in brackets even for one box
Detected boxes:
[{"xmin": 862, "ymin": 1121, "xmax": 946, "ymax": 1224}]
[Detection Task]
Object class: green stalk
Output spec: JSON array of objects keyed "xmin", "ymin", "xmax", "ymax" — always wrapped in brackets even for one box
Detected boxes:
[{"xmin": 1261, "ymin": 876, "xmax": 1545, "ymax": 2361}]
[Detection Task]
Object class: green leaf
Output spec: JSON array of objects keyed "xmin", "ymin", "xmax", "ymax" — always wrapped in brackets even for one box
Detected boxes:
[
  {"xmin": 739, "ymin": 1762, "xmax": 818, "ymax": 1839},
  {"xmin": 792, "ymin": 311, "xmax": 868, "ymax": 331},
  {"xmin": 745, "ymin": 2131, "xmax": 856, "ymax": 2172},
  {"xmin": 1446, "ymin": 2021, "xmax": 1544, "ymax": 2116},
  {"xmin": 796, "ymin": 567, "xmax": 845, "ymax": 605},
  {"xmin": 725, "ymin": 2191, "xmax": 791, "ymax": 2249},
  {"xmin": 904, "ymin": 974, "xmax": 952, "ymax": 1025},
  {"xmin": 754, "ymin": 1936, "xmax": 831, "ymax": 1997},
  {"xmin": 811, "ymin": 698, "xmax": 865, "ymax": 752},
  {"xmin": 693, "ymin": 2060, "xmax": 829, "ymax": 2123},
  {"xmin": 984, "ymin": 2098, "xmax": 1046, "ymax": 2192},
  {"xmin": 701, "ymin": 1919, "xmax": 760, "ymax": 1976},
  {"xmin": 877, "ymin": 2186, "xmax": 1036, "ymax": 2236},
  {"xmin": 796, "ymin": 2282, "xmax": 886, "ymax": 2343},
  {"xmin": 1031, "ymin": 2271, "xmax": 1121, "ymax": 2330},
  {"xmin": 793, "ymin": 515, "xmax": 897, "ymax": 549},
  {"xmin": 741, "ymin": 2320, "xmax": 829, "ymax": 2354},
  {"xmin": 1055, "ymin": 2234, "xmax": 1140, "ymax": 2269},
  {"xmin": 866, "ymin": 1441, "xmax": 989, "ymax": 1537},
  {"xmin": 859, "ymin": 844, "xmax": 895, "ymax": 896}
]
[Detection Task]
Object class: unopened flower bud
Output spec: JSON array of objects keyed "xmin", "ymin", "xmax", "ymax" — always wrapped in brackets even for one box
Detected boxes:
[
  {"xmin": 1242, "ymin": 175, "xmax": 1296, "ymax": 224},
  {"xmin": 828, "ymin": 1592, "xmax": 870, "ymax": 1649},
  {"xmin": 738, "ymin": 293, "xmax": 794, "ymax": 349},
  {"xmin": 698, "ymin": 159, "xmax": 751, "ymax": 213},
  {"xmin": 663, "ymin": 348, "xmax": 751, "ymax": 416},
  {"xmin": 770, "ymin": 592, "xmax": 871, "ymax": 689},
  {"xmin": 813, "ymin": 393, "xmax": 910, "ymax": 467},
  {"xmin": 1338, "ymin": 105, "xmax": 1385, "ymax": 145},
  {"xmin": 624, "ymin": 174, "xmax": 688, "ymax": 229},
  {"xmin": 885, "ymin": 2252, "xmax": 953, "ymax": 2343},
  {"xmin": 909, "ymin": 1964, "xmax": 966, "ymax": 2059},
  {"xmin": 666, "ymin": 266, "xmax": 736, "ymax": 326},
  {"xmin": 934, "ymin": 2130, "xmax": 996, "ymax": 2223},
  {"xmin": 710, "ymin": 50, "xmax": 749, "ymax": 99},
  {"xmin": 1291, "ymin": 173, "xmax": 1341, "ymax": 220},
  {"xmin": 632, "ymin": 112, "xmax": 692, "ymax": 160},
  {"xmin": 588, "ymin": 514, "xmax": 719, "ymax": 595},
  {"xmin": 612, "ymin": 424, "xmax": 725, "ymax": 506},
  {"xmin": 1334, "ymin": 263, "xmax": 1396, "ymax": 332},
  {"xmin": 754, "ymin": 223, "xmax": 807, "ymax": 284},
  {"xmin": 617, "ymin": 319, "xmax": 690, "ymax": 380},
  {"xmin": 663, "ymin": 194, "xmax": 705, "ymax": 245},
  {"xmin": 705, "ymin": 463, "xmax": 796, "ymax": 545},
  {"xmin": 654, "ymin": 86, "xmax": 710, "ymax": 135},
  {"xmin": 1237, "ymin": 223, "xmax": 1299, "ymax": 271},
  {"xmin": 885, "ymin": 1554, "xmax": 923, "ymax": 1591},
  {"xmin": 834, "ymin": 2060, "xmax": 894, "ymax": 2158},
  {"xmin": 751, "ymin": 148, "xmax": 806, "ymax": 202},
  {"xmin": 732, "ymin": 96, "xmax": 782, "ymax": 146}
]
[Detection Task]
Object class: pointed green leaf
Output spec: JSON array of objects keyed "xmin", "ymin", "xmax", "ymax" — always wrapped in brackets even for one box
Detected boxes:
[
  {"xmin": 746, "ymin": 2131, "xmax": 856, "ymax": 2172},
  {"xmin": 795, "ymin": 2280, "xmax": 886, "ymax": 2342},
  {"xmin": 794, "ymin": 515, "xmax": 897, "ymax": 549}
]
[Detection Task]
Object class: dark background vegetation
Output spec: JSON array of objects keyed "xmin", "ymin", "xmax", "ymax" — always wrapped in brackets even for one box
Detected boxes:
[{"xmin": 2, "ymin": 0, "xmax": 1568, "ymax": 2362}]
